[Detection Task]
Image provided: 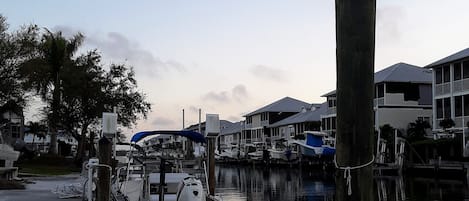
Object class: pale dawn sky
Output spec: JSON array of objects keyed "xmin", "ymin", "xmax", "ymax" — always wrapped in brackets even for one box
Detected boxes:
[{"xmin": 2, "ymin": 1, "xmax": 469, "ymax": 135}]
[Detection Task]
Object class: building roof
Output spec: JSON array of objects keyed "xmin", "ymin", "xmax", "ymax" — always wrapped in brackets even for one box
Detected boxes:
[
  {"xmin": 244, "ymin": 97, "xmax": 311, "ymax": 116},
  {"xmin": 321, "ymin": 62, "xmax": 431, "ymax": 97},
  {"xmin": 220, "ymin": 121, "xmax": 244, "ymax": 135},
  {"xmin": 268, "ymin": 102, "xmax": 327, "ymax": 128},
  {"xmin": 426, "ymin": 48, "xmax": 469, "ymax": 68}
]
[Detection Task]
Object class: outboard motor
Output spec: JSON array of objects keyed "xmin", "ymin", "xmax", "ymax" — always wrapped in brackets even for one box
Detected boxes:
[{"xmin": 176, "ymin": 177, "xmax": 206, "ymax": 201}]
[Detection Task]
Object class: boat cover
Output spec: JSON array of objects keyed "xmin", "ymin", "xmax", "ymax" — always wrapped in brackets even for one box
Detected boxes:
[{"xmin": 130, "ymin": 130, "xmax": 206, "ymax": 143}]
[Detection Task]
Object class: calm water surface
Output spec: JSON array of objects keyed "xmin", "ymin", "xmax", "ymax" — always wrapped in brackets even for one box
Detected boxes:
[{"xmin": 214, "ymin": 165, "xmax": 469, "ymax": 201}]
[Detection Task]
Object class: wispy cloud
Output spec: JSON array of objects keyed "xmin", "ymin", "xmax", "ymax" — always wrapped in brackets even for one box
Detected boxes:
[
  {"xmin": 52, "ymin": 25, "xmax": 185, "ymax": 77},
  {"xmin": 202, "ymin": 91, "xmax": 230, "ymax": 103},
  {"xmin": 377, "ymin": 6, "xmax": 405, "ymax": 44},
  {"xmin": 202, "ymin": 84, "xmax": 249, "ymax": 104},
  {"xmin": 151, "ymin": 117, "xmax": 175, "ymax": 127},
  {"xmin": 250, "ymin": 65, "xmax": 287, "ymax": 82},
  {"xmin": 227, "ymin": 115, "xmax": 242, "ymax": 122},
  {"xmin": 232, "ymin": 84, "xmax": 248, "ymax": 102}
]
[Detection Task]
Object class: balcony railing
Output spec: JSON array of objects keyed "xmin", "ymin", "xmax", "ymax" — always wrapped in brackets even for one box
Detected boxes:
[{"xmin": 435, "ymin": 83, "xmax": 451, "ymax": 96}]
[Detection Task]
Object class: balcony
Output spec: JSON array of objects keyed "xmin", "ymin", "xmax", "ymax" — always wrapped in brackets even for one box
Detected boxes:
[{"xmin": 435, "ymin": 83, "xmax": 451, "ymax": 96}]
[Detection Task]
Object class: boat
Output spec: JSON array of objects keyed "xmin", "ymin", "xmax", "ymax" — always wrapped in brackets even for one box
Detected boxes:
[
  {"xmin": 126, "ymin": 130, "xmax": 208, "ymax": 201},
  {"xmin": 292, "ymin": 131, "xmax": 335, "ymax": 158},
  {"xmin": 247, "ymin": 142, "xmax": 266, "ymax": 161},
  {"xmin": 268, "ymin": 139, "xmax": 298, "ymax": 161},
  {"xmin": 217, "ymin": 143, "xmax": 240, "ymax": 160}
]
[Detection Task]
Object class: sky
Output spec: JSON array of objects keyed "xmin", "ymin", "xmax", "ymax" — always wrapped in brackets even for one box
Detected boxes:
[{"xmin": 2, "ymin": 0, "xmax": 469, "ymax": 136}]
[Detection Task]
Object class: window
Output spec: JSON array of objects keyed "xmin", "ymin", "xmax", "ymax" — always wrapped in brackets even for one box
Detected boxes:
[
  {"xmin": 331, "ymin": 117, "xmax": 336, "ymax": 130},
  {"xmin": 436, "ymin": 67, "xmax": 442, "ymax": 84},
  {"xmin": 444, "ymin": 97, "xmax": 451, "ymax": 119},
  {"xmin": 436, "ymin": 99, "xmax": 443, "ymax": 119},
  {"xmin": 464, "ymin": 61, "xmax": 469, "ymax": 79},
  {"xmin": 328, "ymin": 97, "xmax": 336, "ymax": 108},
  {"xmin": 321, "ymin": 118, "xmax": 326, "ymax": 130},
  {"xmin": 326, "ymin": 118, "xmax": 331, "ymax": 130},
  {"xmin": 465, "ymin": 95, "xmax": 469, "ymax": 116},
  {"xmin": 443, "ymin": 65, "xmax": 450, "ymax": 83},
  {"xmin": 246, "ymin": 116, "xmax": 252, "ymax": 124},
  {"xmin": 454, "ymin": 62, "xmax": 462, "ymax": 81},
  {"xmin": 376, "ymin": 84, "xmax": 384, "ymax": 98},
  {"xmin": 455, "ymin": 96, "xmax": 462, "ymax": 117}
]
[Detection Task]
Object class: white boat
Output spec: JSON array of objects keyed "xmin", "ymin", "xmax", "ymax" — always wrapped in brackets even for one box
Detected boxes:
[
  {"xmin": 247, "ymin": 142, "xmax": 265, "ymax": 161},
  {"xmin": 217, "ymin": 144, "xmax": 239, "ymax": 160},
  {"xmin": 149, "ymin": 173, "xmax": 205, "ymax": 201},
  {"xmin": 268, "ymin": 144, "xmax": 298, "ymax": 161},
  {"xmin": 292, "ymin": 131, "xmax": 335, "ymax": 158}
]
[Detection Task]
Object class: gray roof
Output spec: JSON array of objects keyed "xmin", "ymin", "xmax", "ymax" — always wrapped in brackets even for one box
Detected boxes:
[
  {"xmin": 321, "ymin": 62, "xmax": 431, "ymax": 97},
  {"xmin": 269, "ymin": 102, "xmax": 327, "ymax": 128},
  {"xmin": 244, "ymin": 97, "xmax": 311, "ymax": 116},
  {"xmin": 220, "ymin": 121, "xmax": 244, "ymax": 135},
  {"xmin": 426, "ymin": 48, "xmax": 469, "ymax": 68}
]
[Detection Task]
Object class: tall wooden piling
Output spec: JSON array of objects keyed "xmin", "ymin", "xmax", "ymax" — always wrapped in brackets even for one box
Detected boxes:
[
  {"xmin": 335, "ymin": 0, "xmax": 376, "ymax": 200},
  {"xmin": 208, "ymin": 137, "xmax": 216, "ymax": 196},
  {"xmin": 98, "ymin": 137, "xmax": 112, "ymax": 201}
]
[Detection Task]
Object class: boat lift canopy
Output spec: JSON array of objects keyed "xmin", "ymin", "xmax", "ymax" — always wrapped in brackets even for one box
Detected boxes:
[{"xmin": 130, "ymin": 130, "xmax": 206, "ymax": 143}]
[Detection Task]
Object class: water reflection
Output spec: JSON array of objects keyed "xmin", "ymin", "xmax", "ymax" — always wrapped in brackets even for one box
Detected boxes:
[
  {"xmin": 215, "ymin": 165, "xmax": 334, "ymax": 201},
  {"xmin": 215, "ymin": 165, "xmax": 469, "ymax": 201}
]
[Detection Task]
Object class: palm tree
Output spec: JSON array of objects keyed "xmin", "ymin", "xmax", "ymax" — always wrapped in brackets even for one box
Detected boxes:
[
  {"xmin": 407, "ymin": 119, "xmax": 431, "ymax": 142},
  {"xmin": 20, "ymin": 30, "xmax": 83, "ymax": 154},
  {"xmin": 25, "ymin": 121, "xmax": 47, "ymax": 152}
]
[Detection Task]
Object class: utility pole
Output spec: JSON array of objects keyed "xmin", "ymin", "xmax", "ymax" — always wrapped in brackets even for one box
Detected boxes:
[{"xmin": 335, "ymin": 0, "xmax": 376, "ymax": 201}]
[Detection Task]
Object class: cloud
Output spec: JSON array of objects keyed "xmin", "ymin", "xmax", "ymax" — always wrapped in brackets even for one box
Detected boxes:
[
  {"xmin": 232, "ymin": 84, "xmax": 248, "ymax": 102},
  {"xmin": 202, "ymin": 84, "xmax": 249, "ymax": 104},
  {"xmin": 227, "ymin": 115, "xmax": 242, "ymax": 122},
  {"xmin": 151, "ymin": 117, "xmax": 175, "ymax": 127},
  {"xmin": 250, "ymin": 65, "xmax": 287, "ymax": 82},
  {"xmin": 52, "ymin": 25, "xmax": 185, "ymax": 77},
  {"xmin": 202, "ymin": 91, "xmax": 230, "ymax": 103},
  {"xmin": 377, "ymin": 6, "xmax": 405, "ymax": 43}
]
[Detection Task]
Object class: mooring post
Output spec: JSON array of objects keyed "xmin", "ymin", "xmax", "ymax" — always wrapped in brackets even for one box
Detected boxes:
[
  {"xmin": 208, "ymin": 137, "xmax": 216, "ymax": 196},
  {"xmin": 98, "ymin": 137, "xmax": 112, "ymax": 201},
  {"xmin": 335, "ymin": 0, "xmax": 376, "ymax": 200},
  {"xmin": 205, "ymin": 114, "xmax": 220, "ymax": 197}
]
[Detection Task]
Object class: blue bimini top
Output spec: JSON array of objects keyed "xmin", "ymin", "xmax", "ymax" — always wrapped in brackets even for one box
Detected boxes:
[{"xmin": 130, "ymin": 130, "xmax": 206, "ymax": 143}]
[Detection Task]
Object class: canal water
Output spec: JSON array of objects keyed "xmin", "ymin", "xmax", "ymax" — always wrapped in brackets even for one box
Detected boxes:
[{"xmin": 214, "ymin": 165, "xmax": 469, "ymax": 201}]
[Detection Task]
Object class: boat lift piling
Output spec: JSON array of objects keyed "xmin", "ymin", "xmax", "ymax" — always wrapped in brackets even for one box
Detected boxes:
[
  {"xmin": 205, "ymin": 114, "xmax": 220, "ymax": 198},
  {"xmin": 335, "ymin": 0, "xmax": 376, "ymax": 200}
]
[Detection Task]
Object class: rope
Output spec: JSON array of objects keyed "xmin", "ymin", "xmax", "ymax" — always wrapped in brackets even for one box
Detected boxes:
[{"xmin": 334, "ymin": 155, "xmax": 375, "ymax": 196}]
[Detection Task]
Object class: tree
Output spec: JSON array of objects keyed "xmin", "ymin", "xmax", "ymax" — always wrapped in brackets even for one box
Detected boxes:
[
  {"xmin": 25, "ymin": 121, "xmax": 47, "ymax": 151},
  {"xmin": 20, "ymin": 30, "xmax": 83, "ymax": 155},
  {"xmin": 0, "ymin": 14, "xmax": 38, "ymax": 112},
  {"xmin": 57, "ymin": 50, "xmax": 151, "ymax": 162},
  {"xmin": 407, "ymin": 119, "xmax": 431, "ymax": 142},
  {"xmin": 439, "ymin": 118, "xmax": 455, "ymax": 131}
]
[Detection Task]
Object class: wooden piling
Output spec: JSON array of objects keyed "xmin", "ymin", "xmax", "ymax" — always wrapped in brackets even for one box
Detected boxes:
[
  {"xmin": 335, "ymin": 0, "xmax": 376, "ymax": 200},
  {"xmin": 208, "ymin": 137, "xmax": 216, "ymax": 196},
  {"xmin": 98, "ymin": 137, "xmax": 112, "ymax": 201}
]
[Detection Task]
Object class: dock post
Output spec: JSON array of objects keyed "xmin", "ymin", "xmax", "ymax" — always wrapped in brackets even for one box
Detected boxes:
[
  {"xmin": 98, "ymin": 137, "xmax": 112, "ymax": 201},
  {"xmin": 335, "ymin": 0, "xmax": 376, "ymax": 200},
  {"xmin": 205, "ymin": 114, "xmax": 220, "ymax": 197},
  {"xmin": 208, "ymin": 137, "xmax": 216, "ymax": 196}
]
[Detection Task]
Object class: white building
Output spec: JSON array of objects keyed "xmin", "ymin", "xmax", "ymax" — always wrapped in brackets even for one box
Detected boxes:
[
  {"xmin": 321, "ymin": 62, "xmax": 433, "ymax": 135},
  {"xmin": 243, "ymin": 97, "xmax": 313, "ymax": 144},
  {"xmin": 23, "ymin": 132, "xmax": 78, "ymax": 155},
  {"xmin": 426, "ymin": 48, "xmax": 469, "ymax": 132}
]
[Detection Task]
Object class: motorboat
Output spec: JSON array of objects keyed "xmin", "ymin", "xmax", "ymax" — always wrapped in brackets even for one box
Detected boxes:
[
  {"xmin": 268, "ymin": 139, "xmax": 298, "ymax": 161},
  {"xmin": 247, "ymin": 142, "xmax": 266, "ymax": 161},
  {"xmin": 292, "ymin": 131, "xmax": 335, "ymax": 158}
]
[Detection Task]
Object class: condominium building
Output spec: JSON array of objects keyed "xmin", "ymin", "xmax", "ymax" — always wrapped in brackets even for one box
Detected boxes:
[{"xmin": 321, "ymin": 62, "xmax": 433, "ymax": 135}]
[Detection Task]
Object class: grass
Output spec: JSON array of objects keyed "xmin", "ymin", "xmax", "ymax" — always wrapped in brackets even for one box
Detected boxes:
[{"xmin": 16, "ymin": 154, "xmax": 81, "ymax": 176}]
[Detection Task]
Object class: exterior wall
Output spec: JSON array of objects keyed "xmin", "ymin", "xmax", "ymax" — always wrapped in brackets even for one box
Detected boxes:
[
  {"xmin": 376, "ymin": 107, "xmax": 432, "ymax": 131},
  {"xmin": 432, "ymin": 59, "xmax": 469, "ymax": 131},
  {"xmin": 322, "ymin": 82, "xmax": 432, "ymax": 135}
]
